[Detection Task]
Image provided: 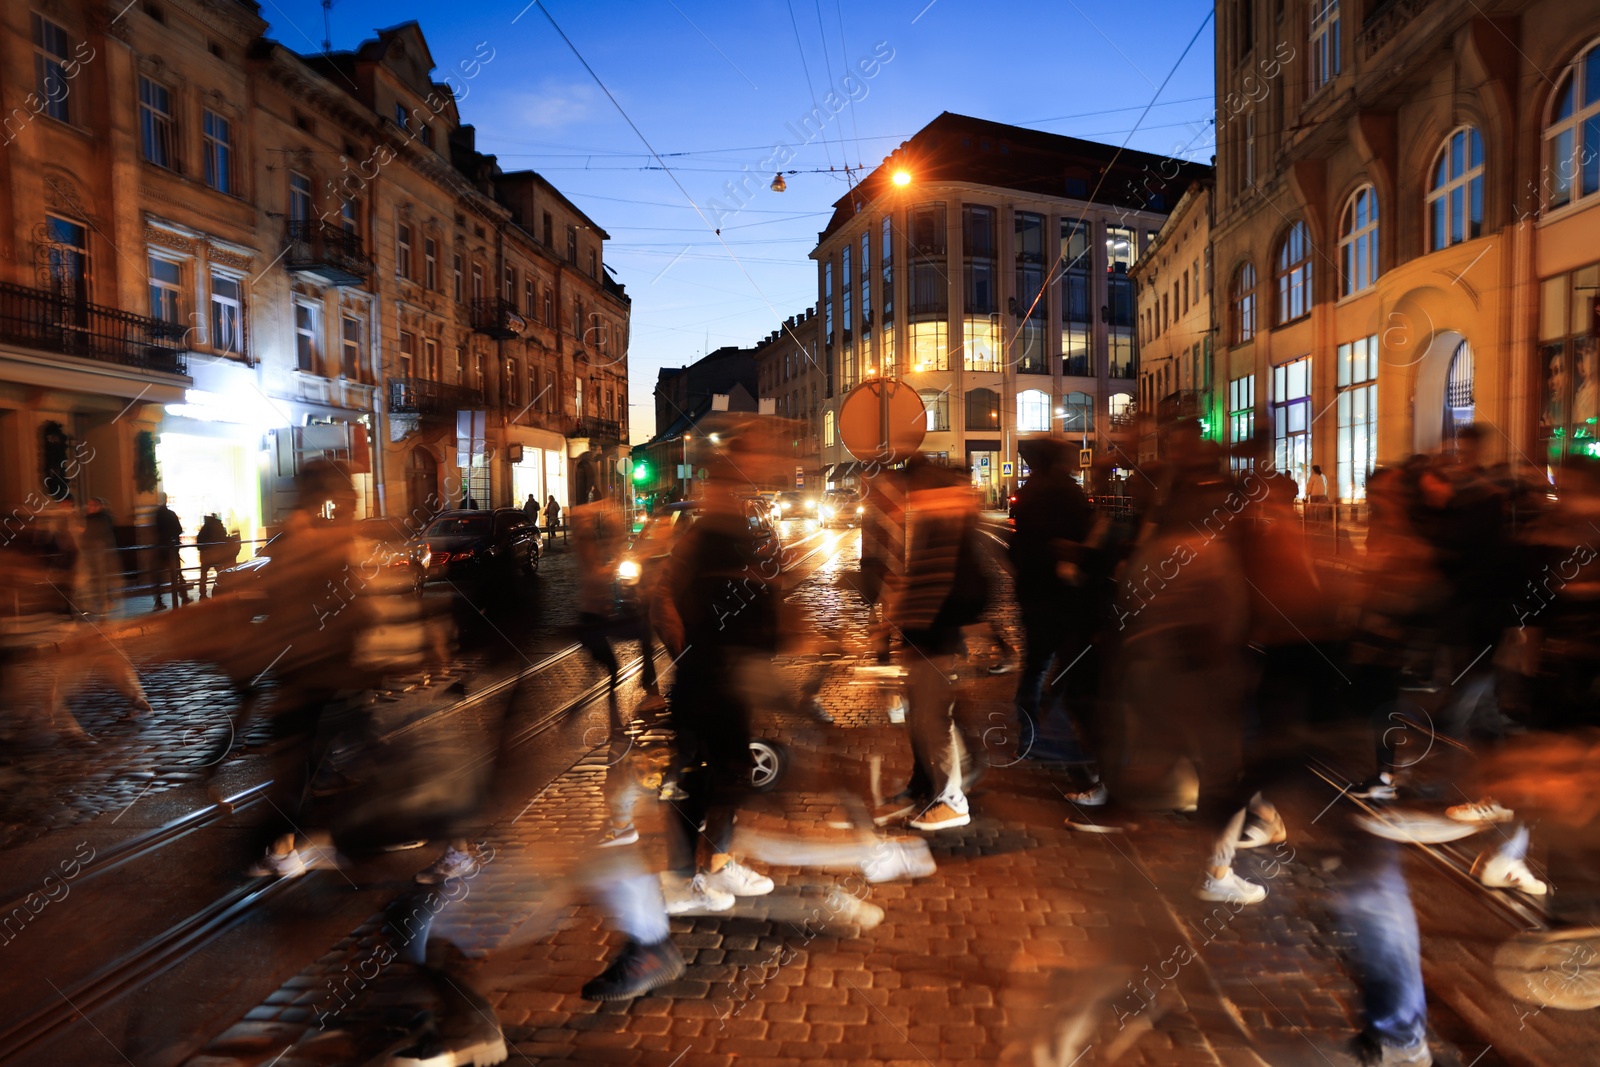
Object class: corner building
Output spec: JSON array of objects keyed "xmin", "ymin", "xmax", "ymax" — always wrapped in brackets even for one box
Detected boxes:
[
  {"xmin": 811, "ymin": 113, "xmax": 1206, "ymax": 504},
  {"xmin": 1212, "ymin": 0, "xmax": 1600, "ymax": 498}
]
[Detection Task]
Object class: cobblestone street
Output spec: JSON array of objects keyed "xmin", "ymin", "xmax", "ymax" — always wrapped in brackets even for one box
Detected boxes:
[{"xmin": 155, "ymin": 527, "xmax": 1581, "ymax": 1067}]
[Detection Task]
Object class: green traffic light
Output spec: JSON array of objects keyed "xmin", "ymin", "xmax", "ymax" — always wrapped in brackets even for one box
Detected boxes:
[{"xmin": 632, "ymin": 461, "xmax": 650, "ymax": 482}]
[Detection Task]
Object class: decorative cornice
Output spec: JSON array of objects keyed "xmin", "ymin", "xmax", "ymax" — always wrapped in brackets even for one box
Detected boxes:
[{"xmin": 146, "ymin": 227, "xmax": 197, "ymax": 254}]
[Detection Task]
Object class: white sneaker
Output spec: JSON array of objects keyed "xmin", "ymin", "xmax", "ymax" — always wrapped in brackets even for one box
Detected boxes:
[
  {"xmin": 662, "ymin": 872, "xmax": 736, "ymax": 915},
  {"xmin": 1063, "ymin": 782, "xmax": 1109, "ymax": 807},
  {"xmin": 1355, "ymin": 811, "xmax": 1486, "ymax": 845},
  {"xmin": 1198, "ymin": 868, "xmax": 1267, "ymax": 905},
  {"xmin": 247, "ymin": 848, "xmax": 306, "ymax": 879},
  {"xmin": 415, "ymin": 846, "xmax": 478, "ymax": 884},
  {"xmin": 860, "ymin": 838, "xmax": 937, "ymax": 883},
  {"xmin": 1447, "ymin": 798, "xmax": 1515, "ymax": 824},
  {"xmin": 702, "ymin": 859, "xmax": 774, "ymax": 897},
  {"xmin": 1237, "ymin": 813, "xmax": 1288, "ymax": 850},
  {"xmin": 597, "ymin": 824, "xmax": 639, "ymax": 848},
  {"xmin": 1472, "ymin": 852, "xmax": 1548, "ymax": 895}
]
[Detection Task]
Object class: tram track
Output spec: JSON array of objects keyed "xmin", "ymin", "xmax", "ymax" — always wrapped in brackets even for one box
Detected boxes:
[{"xmin": 0, "ymin": 524, "xmax": 858, "ymax": 1064}]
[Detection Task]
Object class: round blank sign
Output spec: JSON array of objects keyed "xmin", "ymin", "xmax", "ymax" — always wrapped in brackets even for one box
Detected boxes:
[{"xmin": 838, "ymin": 379, "xmax": 927, "ymax": 463}]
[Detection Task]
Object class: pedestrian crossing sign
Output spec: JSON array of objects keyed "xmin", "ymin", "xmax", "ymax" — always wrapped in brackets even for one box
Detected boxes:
[{"xmin": 1001, "ymin": 462, "xmax": 1014, "ymax": 477}]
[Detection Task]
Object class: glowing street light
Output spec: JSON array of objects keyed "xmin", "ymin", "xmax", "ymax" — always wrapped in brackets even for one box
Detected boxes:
[{"xmin": 891, "ymin": 169, "xmax": 911, "ymax": 187}]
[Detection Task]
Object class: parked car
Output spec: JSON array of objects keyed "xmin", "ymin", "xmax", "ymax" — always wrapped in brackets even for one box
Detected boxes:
[
  {"xmin": 418, "ymin": 508, "xmax": 541, "ymax": 584},
  {"xmin": 356, "ymin": 516, "xmax": 428, "ymax": 594},
  {"xmin": 819, "ymin": 490, "xmax": 865, "ymax": 528}
]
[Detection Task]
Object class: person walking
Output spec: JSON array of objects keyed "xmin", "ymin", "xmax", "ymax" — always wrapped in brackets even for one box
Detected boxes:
[
  {"xmin": 151, "ymin": 495, "xmax": 188, "ymax": 610},
  {"xmin": 1007, "ymin": 438, "xmax": 1093, "ymax": 760},
  {"xmin": 522, "ymin": 493, "xmax": 540, "ymax": 521},
  {"xmin": 875, "ymin": 457, "xmax": 989, "ymax": 832},
  {"xmin": 77, "ymin": 497, "xmax": 117, "ymax": 616},
  {"xmin": 543, "ymin": 494, "xmax": 562, "ymax": 543},
  {"xmin": 195, "ymin": 513, "xmax": 232, "ymax": 599}
]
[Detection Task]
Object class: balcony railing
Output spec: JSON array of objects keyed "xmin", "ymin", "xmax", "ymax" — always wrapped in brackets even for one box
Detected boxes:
[
  {"xmin": 283, "ymin": 220, "xmax": 374, "ymax": 286},
  {"xmin": 388, "ymin": 376, "xmax": 485, "ymax": 417},
  {"xmin": 0, "ymin": 281, "xmax": 189, "ymax": 375},
  {"xmin": 1108, "ymin": 403, "xmax": 1139, "ymax": 431},
  {"xmin": 469, "ymin": 298, "xmax": 528, "ymax": 340},
  {"xmin": 568, "ymin": 415, "xmax": 621, "ymax": 443}
]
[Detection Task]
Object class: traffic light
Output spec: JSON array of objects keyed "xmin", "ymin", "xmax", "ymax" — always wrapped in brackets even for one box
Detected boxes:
[{"xmin": 631, "ymin": 459, "xmax": 650, "ymax": 482}]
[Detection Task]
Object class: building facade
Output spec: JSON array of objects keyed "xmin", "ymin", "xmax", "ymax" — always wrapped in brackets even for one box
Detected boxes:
[
  {"xmin": 0, "ymin": 3, "xmax": 628, "ymax": 549},
  {"xmin": 1132, "ymin": 179, "xmax": 1216, "ymax": 462},
  {"xmin": 753, "ymin": 307, "xmax": 824, "ymax": 490},
  {"xmin": 1213, "ymin": 0, "xmax": 1600, "ymax": 499},
  {"xmin": 811, "ymin": 113, "xmax": 1206, "ymax": 505}
]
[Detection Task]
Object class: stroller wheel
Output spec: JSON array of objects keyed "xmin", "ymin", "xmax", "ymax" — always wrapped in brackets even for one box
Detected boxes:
[{"xmin": 749, "ymin": 739, "xmax": 786, "ymax": 792}]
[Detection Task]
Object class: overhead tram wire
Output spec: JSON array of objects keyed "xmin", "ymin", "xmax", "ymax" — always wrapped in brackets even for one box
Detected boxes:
[
  {"xmin": 833, "ymin": 0, "xmax": 865, "ymax": 177},
  {"xmin": 528, "ymin": 2, "xmax": 826, "ymax": 379},
  {"xmin": 1004, "ymin": 8, "xmax": 1217, "ymax": 365},
  {"xmin": 785, "ymin": 0, "xmax": 835, "ymax": 173}
]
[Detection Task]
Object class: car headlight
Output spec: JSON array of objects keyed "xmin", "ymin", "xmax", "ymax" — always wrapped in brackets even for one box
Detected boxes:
[
  {"xmin": 806, "ymin": 500, "xmax": 816, "ymax": 510},
  {"xmin": 618, "ymin": 558, "xmax": 641, "ymax": 582},
  {"xmin": 777, "ymin": 501, "xmax": 787, "ymax": 512},
  {"xmin": 856, "ymin": 505, "xmax": 864, "ymax": 514},
  {"xmin": 419, "ymin": 550, "xmax": 433, "ymax": 567}
]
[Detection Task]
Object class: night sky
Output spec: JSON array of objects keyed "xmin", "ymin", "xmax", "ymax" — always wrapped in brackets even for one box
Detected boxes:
[{"xmin": 263, "ymin": 0, "xmax": 1218, "ymax": 440}]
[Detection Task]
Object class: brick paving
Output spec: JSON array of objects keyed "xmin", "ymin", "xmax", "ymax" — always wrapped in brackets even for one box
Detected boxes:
[{"xmin": 180, "ymin": 530, "xmax": 1498, "ymax": 1067}]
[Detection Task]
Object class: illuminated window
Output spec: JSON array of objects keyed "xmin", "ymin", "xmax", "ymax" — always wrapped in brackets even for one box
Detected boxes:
[
  {"xmin": 1336, "ymin": 335, "xmax": 1377, "ymax": 500},
  {"xmin": 1017, "ymin": 388, "xmax": 1050, "ymax": 432}
]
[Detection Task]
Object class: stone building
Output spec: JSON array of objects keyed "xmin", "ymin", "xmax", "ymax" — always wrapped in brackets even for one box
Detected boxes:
[
  {"xmin": 0, "ymin": 3, "xmax": 629, "ymax": 550},
  {"xmin": 811, "ymin": 112, "xmax": 1206, "ymax": 505},
  {"xmin": 1211, "ymin": 0, "xmax": 1600, "ymax": 499},
  {"xmin": 753, "ymin": 307, "xmax": 824, "ymax": 490},
  {"xmin": 1131, "ymin": 178, "xmax": 1216, "ymax": 462}
]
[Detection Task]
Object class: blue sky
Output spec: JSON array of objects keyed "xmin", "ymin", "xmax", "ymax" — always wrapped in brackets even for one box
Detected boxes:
[{"xmin": 263, "ymin": 0, "xmax": 1218, "ymax": 441}]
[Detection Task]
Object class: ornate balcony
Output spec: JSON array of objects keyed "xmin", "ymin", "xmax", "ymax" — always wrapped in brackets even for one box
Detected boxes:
[
  {"xmin": 469, "ymin": 298, "xmax": 528, "ymax": 340},
  {"xmin": 283, "ymin": 220, "xmax": 374, "ymax": 286},
  {"xmin": 388, "ymin": 376, "xmax": 485, "ymax": 417},
  {"xmin": 568, "ymin": 416, "xmax": 621, "ymax": 443},
  {"xmin": 0, "ymin": 281, "xmax": 188, "ymax": 375},
  {"xmin": 1108, "ymin": 402, "xmax": 1139, "ymax": 432}
]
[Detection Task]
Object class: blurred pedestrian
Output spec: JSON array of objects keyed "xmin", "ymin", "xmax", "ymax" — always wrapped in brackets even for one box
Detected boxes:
[
  {"xmin": 875, "ymin": 457, "xmax": 989, "ymax": 832},
  {"xmin": 77, "ymin": 497, "xmax": 117, "ymax": 616},
  {"xmin": 522, "ymin": 493, "xmax": 540, "ymax": 521},
  {"xmin": 543, "ymin": 494, "xmax": 562, "ymax": 542},
  {"xmin": 195, "ymin": 513, "xmax": 232, "ymax": 599},
  {"xmin": 1007, "ymin": 438, "xmax": 1093, "ymax": 760},
  {"xmin": 151, "ymin": 494, "xmax": 187, "ymax": 610}
]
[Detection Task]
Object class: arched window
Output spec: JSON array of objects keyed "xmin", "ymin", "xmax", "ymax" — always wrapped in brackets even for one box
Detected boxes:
[
  {"xmin": 1340, "ymin": 186, "xmax": 1379, "ymax": 296},
  {"xmin": 1061, "ymin": 391, "xmax": 1094, "ymax": 435},
  {"xmin": 1108, "ymin": 392, "xmax": 1134, "ymax": 428},
  {"xmin": 1231, "ymin": 262, "xmax": 1257, "ymax": 344},
  {"xmin": 1275, "ymin": 221, "xmax": 1312, "ymax": 324},
  {"xmin": 1546, "ymin": 41, "xmax": 1600, "ymax": 209},
  {"xmin": 1017, "ymin": 388, "xmax": 1050, "ymax": 432},
  {"xmin": 822, "ymin": 409, "xmax": 835, "ymax": 447},
  {"xmin": 1427, "ymin": 127, "xmax": 1485, "ymax": 251},
  {"xmin": 965, "ymin": 387, "xmax": 999, "ymax": 430}
]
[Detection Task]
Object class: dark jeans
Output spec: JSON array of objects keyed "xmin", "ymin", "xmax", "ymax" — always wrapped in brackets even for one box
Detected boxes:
[
  {"xmin": 666, "ymin": 652, "xmax": 752, "ymax": 875},
  {"xmin": 153, "ymin": 546, "xmax": 186, "ymax": 605},
  {"xmin": 901, "ymin": 628, "xmax": 967, "ymax": 804},
  {"xmin": 578, "ymin": 610, "xmax": 659, "ymax": 731}
]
